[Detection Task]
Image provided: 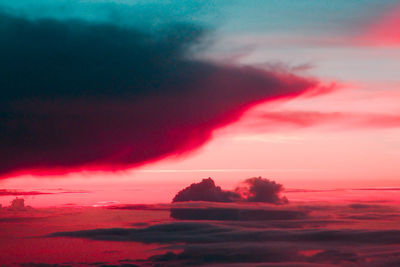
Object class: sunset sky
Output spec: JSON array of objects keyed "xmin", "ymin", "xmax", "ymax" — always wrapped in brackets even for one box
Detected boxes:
[
  {"xmin": 2, "ymin": 1, "xmax": 400, "ymax": 266},
  {"xmin": 1, "ymin": 0, "xmax": 400, "ymax": 207}
]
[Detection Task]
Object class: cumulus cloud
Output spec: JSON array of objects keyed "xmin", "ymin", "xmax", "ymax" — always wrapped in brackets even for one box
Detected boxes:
[
  {"xmin": 235, "ymin": 177, "xmax": 288, "ymax": 204},
  {"xmin": 173, "ymin": 178, "xmax": 240, "ymax": 202},
  {"xmin": 0, "ymin": 8, "xmax": 319, "ymax": 177},
  {"xmin": 173, "ymin": 177, "xmax": 288, "ymax": 204}
]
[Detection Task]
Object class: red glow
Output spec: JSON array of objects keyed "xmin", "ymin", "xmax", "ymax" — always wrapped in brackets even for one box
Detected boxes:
[
  {"xmin": 1, "ymin": 71, "xmax": 320, "ymax": 179},
  {"xmin": 360, "ymin": 6, "xmax": 400, "ymax": 46}
]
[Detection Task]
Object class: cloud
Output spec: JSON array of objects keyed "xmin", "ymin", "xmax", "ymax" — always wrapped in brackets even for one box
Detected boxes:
[
  {"xmin": 147, "ymin": 243, "xmax": 303, "ymax": 266},
  {"xmin": 106, "ymin": 201, "xmax": 310, "ymax": 223},
  {"xmin": 20, "ymin": 264, "xmax": 72, "ymax": 267},
  {"xmin": 49, "ymin": 222, "xmax": 229, "ymax": 243},
  {"xmin": 0, "ymin": 189, "xmax": 51, "ymax": 196},
  {"xmin": 170, "ymin": 207, "xmax": 307, "ymax": 221},
  {"xmin": 0, "ymin": 216, "xmax": 42, "ymax": 223},
  {"xmin": 172, "ymin": 177, "xmax": 288, "ymax": 204},
  {"xmin": 0, "ymin": 10, "xmax": 318, "ymax": 178},
  {"xmin": 142, "ymin": 245, "xmax": 400, "ymax": 266},
  {"xmin": 6, "ymin": 197, "xmax": 33, "ymax": 211},
  {"xmin": 24, "ymin": 202, "xmax": 400, "ymax": 265},
  {"xmin": 235, "ymin": 177, "xmax": 288, "ymax": 204},
  {"xmin": 47, "ymin": 218, "xmax": 400, "ymax": 265},
  {"xmin": 173, "ymin": 178, "xmax": 240, "ymax": 202},
  {"xmin": 107, "ymin": 204, "xmax": 169, "ymax": 211},
  {"xmin": 49, "ymin": 220, "xmax": 400, "ymax": 245},
  {"xmin": 251, "ymin": 111, "xmax": 400, "ymax": 130}
]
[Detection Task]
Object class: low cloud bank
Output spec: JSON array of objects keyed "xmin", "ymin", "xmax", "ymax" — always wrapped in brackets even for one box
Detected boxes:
[
  {"xmin": 46, "ymin": 202, "xmax": 400, "ymax": 266},
  {"xmin": 170, "ymin": 207, "xmax": 306, "ymax": 221},
  {"xmin": 49, "ymin": 221, "xmax": 400, "ymax": 245}
]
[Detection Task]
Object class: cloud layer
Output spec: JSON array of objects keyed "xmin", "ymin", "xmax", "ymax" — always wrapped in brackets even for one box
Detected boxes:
[
  {"xmin": 254, "ymin": 111, "xmax": 400, "ymax": 129},
  {"xmin": 0, "ymin": 189, "xmax": 51, "ymax": 196},
  {"xmin": 236, "ymin": 177, "xmax": 289, "ymax": 204},
  {"xmin": 49, "ymin": 214, "xmax": 400, "ymax": 266},
  {"xmin": 51, "ymin": 221, "xmax": 400, "ymax": 245},
  {"xmin": 4, "ymin": 200, "xmax": 395, "ymax": 266},
  {"xmin": 170, "ymin": 207, "xmax": 306, "ymax": 221},
  {"xmin": 0, "ymin": 11, "xmax": 317, "ymax": 177}
]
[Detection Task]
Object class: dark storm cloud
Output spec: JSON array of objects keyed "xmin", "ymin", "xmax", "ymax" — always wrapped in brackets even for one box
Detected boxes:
[{"xmin": 0, "ymin": 11, "xmax": 318, "ymax": 177}]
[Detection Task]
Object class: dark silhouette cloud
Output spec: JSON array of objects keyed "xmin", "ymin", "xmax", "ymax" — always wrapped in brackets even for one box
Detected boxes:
[
  {"xmin": 50, "ymin": 222, "xmax": 228, "ymax": 243},
  {"xmin": 147, "ymin": 243, "xmax": 302, "ymax": 266},
  {"xmin": 49, "ymin": 221, "xmax": 400, "ymax": 245},
  {"xmin": 144, "ymin": 244, "xmax": 378, "ymax": 266},
  {"xmin": 46, "ymin": 218, "xmax": 400, "ymax": 265},
  {"xmin": 173, "ymin": 178, "xmax": 240, "ymax": 202},
  {"xmin": 0, "ymin": 11, "xmax": 318, "ymax": 177},
  {"xmin": 170, "ymin": 207, "xmax": 306, "ymax": 221},
  {"xmin": 173, "ymin": 177, "xmax": 288, "ymax": 204},
  {"xmin": 6, "ymin": 198, "xmax": 33, "ymax": 211},
  {"xmin": 235, "ymin": 177, "xmax": 288, "ymax": 204},
  {"xmin": 309, "ymin": 250, "xmax": 358, "ymax": 264},
  {"xmin": 86, "ymin": 247, "xmax": 400, "ymax": 266}
]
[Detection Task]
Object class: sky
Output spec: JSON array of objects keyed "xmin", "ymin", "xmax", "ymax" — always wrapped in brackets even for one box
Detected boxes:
[
  {"xmin": 1, "ymin": 0, "xmax": 400, "ymax": 207},
  {"xmin": 1, "ymin": 1, "xmax": 400, "ymax": 266}
]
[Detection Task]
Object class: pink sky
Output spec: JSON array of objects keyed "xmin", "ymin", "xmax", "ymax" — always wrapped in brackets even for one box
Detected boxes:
[{"xmin": 1, "ymin": 2, "xmax": 400, "ymax": 207}]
